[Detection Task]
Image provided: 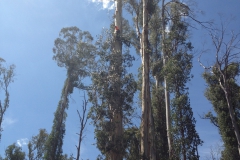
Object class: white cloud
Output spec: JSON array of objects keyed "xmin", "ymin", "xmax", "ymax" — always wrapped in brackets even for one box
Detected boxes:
[
  {"xmin": 90, "ymin": 0, "xmax": 115, "ymax": 10},
  {"xmin": 2, "ymin": 117, "xmax": 17, "ymax": 129},
  {"xmin": 17, "ymin": 138, "xmax": 29, "ymax": 147}
]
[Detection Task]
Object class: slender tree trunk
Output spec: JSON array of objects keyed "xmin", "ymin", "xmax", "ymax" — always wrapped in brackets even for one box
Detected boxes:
[
  {"xmin": 161, "ymin": 0, "xmax": 172, "ymax": 158},
  {"xmin": 219, "ymin": 80, "xmax": 240, "ymax": 156},
  {"xmin": 47, "ymin": 76, "xmax": 72, "ymax": 160},
  {"xmin": 141, "ymin": 0, "xmax": 156, "ymax": 159},
  {"xmin": 76, "ymin": 96, "xmax": 88, "ymax": 160},
  {"xmin": 110, "ymin": 1, "xmax": 123, "ymax": 159},
  {"xmin": 141, "ymin": 0, "xmax": 149, "ymax": 158},
  {"xmin": 226, "ymin": 97, "xmax": 240, "ymax": 156}
]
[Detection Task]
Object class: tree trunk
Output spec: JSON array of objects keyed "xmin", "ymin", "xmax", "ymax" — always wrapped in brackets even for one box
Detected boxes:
[
  {"xmin": 219, "ymin": 80, "xmax": 240, "ymax": 156},
  {"xmin": 161, "ymin": 0, "xmax": 172, "ymax": 158},
  {"xmin": 110, "ymin": 1, "xmax": 123, "ymax": 160},
  {"xmin": 141, "ymin": 0, "xmax": 156, "ymax": 159}
]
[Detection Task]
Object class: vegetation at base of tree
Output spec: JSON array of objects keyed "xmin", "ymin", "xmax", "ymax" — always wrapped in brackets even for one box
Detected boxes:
[
  {"xmin": 28, "ymin": 129, "xmax": 48, "ymax": 160},
  {"xmin": 3, "ymin": 143, "xmax": 26, "ymax": 160}
]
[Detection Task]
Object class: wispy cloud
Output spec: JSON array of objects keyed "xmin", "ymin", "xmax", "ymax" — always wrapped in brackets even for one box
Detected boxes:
[
  {"xmin": 17, "ymin": 138, "xmax": 29, "ymax": 147},
  {"xmin": 90, "ymin": 0, "xmax": 115, "ymax": 10},
  {"xmin": 2, "ymin": 117, "xmax": 17, "ymax": 129}
]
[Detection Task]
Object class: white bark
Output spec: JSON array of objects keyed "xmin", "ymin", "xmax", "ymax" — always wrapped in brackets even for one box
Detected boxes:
[
  {"xmin": 161, "ymin": 0, "xmax": 172, "ymax": 158},
  {"xmin": 141, "ymin": 0, "xmax": 156, "ymax": 159}
]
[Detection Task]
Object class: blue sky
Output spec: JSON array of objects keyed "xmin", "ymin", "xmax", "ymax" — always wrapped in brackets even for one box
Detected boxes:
[{"xmin": 0, "ymin": 0, "xmax": 240, "ymax": 159}]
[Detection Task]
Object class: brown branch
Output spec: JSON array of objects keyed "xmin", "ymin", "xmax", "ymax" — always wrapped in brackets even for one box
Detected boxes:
[{"xmin": 75, "ymin": 93, "xmax": 88, "ymax": 160}]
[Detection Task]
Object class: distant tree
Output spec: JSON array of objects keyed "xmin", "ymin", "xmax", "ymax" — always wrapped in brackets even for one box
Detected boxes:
[
  {"xmin": 0, "ymin": 58, "xmax": 15, "ymax": 141},
  {"xmin": 44, "ymin": 27, "xmax": 96, "ymax": 160},
  {"xmin": 28, "ymin": 129, "xmax": 48, "ymax": 160},
  {"xmin": 4, "ymin": 143, "xmax": 26, "ymax": 160},
  {"xmin": 204, "ymin": 142, "xmax": 223, "ymax": 160}
]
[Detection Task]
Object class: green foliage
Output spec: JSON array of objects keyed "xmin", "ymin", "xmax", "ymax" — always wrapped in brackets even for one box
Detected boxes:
[
  {"xmin": 151, "ymin": 85, "xmax": 169, "ymax": 159},
  {"xmin": 163, "ymin": 10, "xmax": 202, "ymax": 159},
  {"xmin": 44, "ymin": 78, "xmax": 70, "ymax": 160},
  {"xmin": 123, "ymin": 127, "xmax": 140, "ymax": 160},
  {"xmin": 203, "ymin": 63, "xmax": 240, "ymax": 160},
  {"xmin": 28, "ymin": 129, "xmax": 48, "ymax": 160},
  {"xmin": 4, "ymin": 143, "xmax": 26, "ymax": 160},
  {"xmin": 52, "ymin": 26, "xmax": 96, "ymax": 83},
  {"xmin": 171, "ymin": 93, "xmax": 202, "ymax": 160},
  {"xmin": 88, "ymin": 26, "xmax": 137, "ymax": 157},
  {"xmin": 45, "ymin": 27, "xmax": 96, "ymax": 160}
]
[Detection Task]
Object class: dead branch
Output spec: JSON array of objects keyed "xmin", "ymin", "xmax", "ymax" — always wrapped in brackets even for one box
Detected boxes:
[{"xmin": 75, "ymin": 93, "xmax": 88, "ymax": 160}]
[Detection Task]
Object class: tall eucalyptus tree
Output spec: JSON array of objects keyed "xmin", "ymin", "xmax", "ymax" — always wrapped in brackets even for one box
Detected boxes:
[
  {"xmin": 44, "ymin": 27, "xmax": 96, "ymax": 160},
  {"xmin": 89, "ymin": 18, "xmax": 137, "ymax": 159},
  {"xmin": 163, "ymin": 2, "xmax": 202, "ymax": 159},
  {"xmin": 110, "ymin": 1, "xmax": 123, "ymax": 159},
  {"xmin": 124, "ymin": 0, "xmax": 157, "ymax": 159}
]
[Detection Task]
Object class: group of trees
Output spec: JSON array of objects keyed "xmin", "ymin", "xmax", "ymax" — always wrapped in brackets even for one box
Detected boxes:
[{"xmin": 1, "ymin": 0, "xmax": 240, "ymax": 160}]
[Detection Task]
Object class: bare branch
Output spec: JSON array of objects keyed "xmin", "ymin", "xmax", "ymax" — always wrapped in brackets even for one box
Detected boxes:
[{"xmin": 75, "ymin": 93, "xmax": 88, "ymax": 160}]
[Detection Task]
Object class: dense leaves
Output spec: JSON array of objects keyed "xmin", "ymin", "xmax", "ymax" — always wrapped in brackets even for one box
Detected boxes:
[
  {"xmin": 4, "ymin": 143, "xmax": 26, "ymax": 160},
  {"xmin": 88, "ymin": 25, "xmax": 137, "ymax": 158}
]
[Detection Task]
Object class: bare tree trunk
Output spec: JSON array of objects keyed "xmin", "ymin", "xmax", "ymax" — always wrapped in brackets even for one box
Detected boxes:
[
  {"xmin": 109, "ymin": 1, "xmax": 123, "ymax": 159},
  {"xmin": 141, "ymin": 0, "xmax": 156, "ymax": 159},
  {"xmin": 161, "ymin": 0, "xmax": 172, "ymax": 158}
]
